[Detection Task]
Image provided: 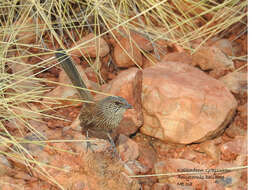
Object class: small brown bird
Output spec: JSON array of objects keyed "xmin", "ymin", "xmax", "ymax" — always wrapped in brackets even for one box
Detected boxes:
[{"xmin": 55, "ymin": 49, "xmax": 132, "ymax": 151}]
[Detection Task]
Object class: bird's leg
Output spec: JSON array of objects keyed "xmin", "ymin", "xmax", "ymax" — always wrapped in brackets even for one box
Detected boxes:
[
  {"xmin": 85, "ymin": 130, "xmax": 97, "ymax": 153},
  {"xmin": 106, "ymin": 132, "xmax": 119, "ymax": 158}
]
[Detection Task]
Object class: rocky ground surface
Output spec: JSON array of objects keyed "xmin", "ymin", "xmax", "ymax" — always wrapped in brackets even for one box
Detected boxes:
[{"xmin": 1, "ymin": 23, "xmax": 247, "ymax": 190}]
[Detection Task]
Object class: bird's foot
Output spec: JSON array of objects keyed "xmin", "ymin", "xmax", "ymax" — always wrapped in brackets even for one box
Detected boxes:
[
  {"xmin": 85, "ymin": 141, "xmax": 98, "ymax": 153},
  {"xmin": 85, "ymin": 130, "xmax": 97, "ymax": 153},
  {"xmin": 107, "ymin": 133, "xmax": 120, "ymax": 159}
]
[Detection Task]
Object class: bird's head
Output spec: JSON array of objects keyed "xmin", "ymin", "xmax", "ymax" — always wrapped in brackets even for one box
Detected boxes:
[
  {"xmin": 96, "ymin": 96, "xmax": 132, "ymax": 126},
  {"xmin": 98, "ymin": 96, "xmax": 132, "ymax": 112}
]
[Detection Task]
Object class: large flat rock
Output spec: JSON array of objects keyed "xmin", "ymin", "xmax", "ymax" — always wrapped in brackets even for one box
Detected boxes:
[{"xmin": 141, "ymin": 62, "xmax": 237, "ymax": 144}]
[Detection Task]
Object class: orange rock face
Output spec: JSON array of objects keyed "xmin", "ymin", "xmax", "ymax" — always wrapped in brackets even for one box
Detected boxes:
[
  {"xmin": 220, "ymin": 135, "xmax": 247, "ymax": 158},
  {"xmin": 117, "ymin": 134, "xmax": 139, "ymax": 162},
  {"xmin": 210, "ymin": 38, "xmax": 234, "ymax": 56},
  {"xmin": 161, "ymin": 52, "xmax": 192, "ymax": 65},
  {"xmin": 113, "ymin": 37, "xmax": 143, "ymax": 68},
  {"xmin": 141, "ymin": 62, "xmax": 237, "ymax": 144},
  {"xmin": 71, "ymin": 33, "xmax": 110, "ymax": 57},
  {"xmin": 192, "ymin": 46, "xmax": 234, "ymax": 71},
  {"xmin": 219, "ymin": 71, "xmax": 247, "ymax": 94},
  {"xmin": 130, "ymin": 32, "xmax": 153, "ymax": 52}
]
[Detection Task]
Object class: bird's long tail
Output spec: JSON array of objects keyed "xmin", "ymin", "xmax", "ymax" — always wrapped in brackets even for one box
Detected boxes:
[{"xmin": 55, "ymin": 49, "xmax": 93, "ymax": 101}]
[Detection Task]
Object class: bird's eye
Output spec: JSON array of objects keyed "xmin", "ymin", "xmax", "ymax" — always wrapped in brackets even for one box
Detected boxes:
[{"xmin": 114, "ymin": 101, "xmax": 121, "ymax": 106}]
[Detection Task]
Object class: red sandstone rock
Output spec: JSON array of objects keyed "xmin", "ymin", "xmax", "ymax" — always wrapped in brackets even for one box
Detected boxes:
[
  {"xmin": 125, "ymin": 160, "xmax": 149, "ymax": 175},
  {"xmin": 221, "ymin": 135, "xmax": 247, "ymax": 158},
  {"xmin": 142, "ymin": 53, "xmax": 159, "ymax": 69},
  {"xmin": 84, "ymin": 66, "xmax": 98, "ymax": 83},
  {"xmin": 219, "ymin": 71, "xmax": 247, "ymax": 94},
  {"xmin": 130, "ymin": 32, "xmax": 153, "ymax": 51},
  {"xmin": 200, "ymin": 140, "xmax": 220, "ymax": 162},
  {"xmin": 225, "ymin": 123, "xmax": 246, "ymax": 138},
  {"xmin": 113, "ymin": 37, "xmax": 143, "ymax": 68},
  {"xmin": 161, "ymin": 52, "xmax": 192, "ymax": 65},
  {"xmin": 192, "ymin": 46, "xmax": 234, "ymax": 71},
  {"xmin": 117, "ymin": 134, "xmax": 139, "ymax": 162},
  {"xmin": 210, "ymin": 38, "xmax": 234, "ymax": 56},
  {"xmin": 14, "ymin": 171, "xmax": 34, "ymax": 181},
  {"xmin": 137, "ymin": 144, "xmax": 157, "ymax": 173},
  {"xmin": 180, "ymin": 149, "xmax": 197, "ymax": 161},
  {"xmin": 238, "ymin": 103, "xmax": 247, "ymax": 118},
  {"xmin": 71, "ymin": 33, "xmax": 110, "ymax": 58},
  {"xmin": 0, "ymin": 176, "xmax": 27, "ymax": 189},
  {"xmin": 0, "ymin": 155, "xmax": 14, "ymax": 177},
  {"xmin": 141, "ymin": 61, "xmax": 237, "ymax": 144},
  {"xmin": 109, "ymin": 29, "xmax": 153, "ymax": 51}
]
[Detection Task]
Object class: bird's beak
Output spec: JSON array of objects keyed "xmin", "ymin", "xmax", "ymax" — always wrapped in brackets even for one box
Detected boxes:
[{"xmin": 125, "ymin": 103, "xmax": 133, "ymax": 109}]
